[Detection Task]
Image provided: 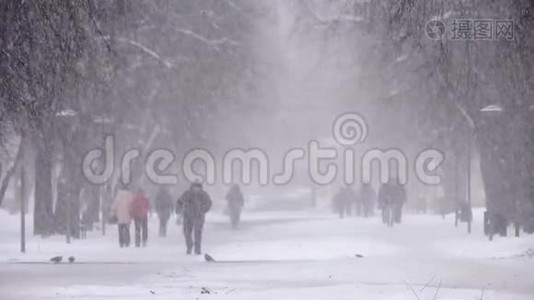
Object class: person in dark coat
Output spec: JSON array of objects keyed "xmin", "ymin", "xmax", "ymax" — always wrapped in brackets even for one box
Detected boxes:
[
  {"xmin": 359, "ymin": 182, "xmax": 376, "ymax": 218},
  {"xmin": 155, "ymin": 187, "xmax": 173, "ymax": 237},
  {"xmin": 354, "ymin": 187, "xmax": 363, "ymax": 217},
  {"xmin": 333, "ymin": 188, "xmax": 344, "ymax": 218},
  {"xmin": 225, "ymin": 184, "xmax": 244, "ymax": 229},
  {"xmin": 131, "ymin": 188, "xmax": 149, "ymax": 247},
  {"xmin": 333, "ymin": 186, "xmax": 357, "ymax": 218},
  {"xmin": 176, "ymin": 182, "xmax": 212, "ymax": 255},
  {"xmin": 378, "ymin": 180, "xmax": 407, "ymax": 226},
  {"xmin": 391, "ymin": 181, "xmax": 407, "ymax": 224},
  {"xmin": 378, "ymin": 181, "xmax": 394, "ymax": 226}
]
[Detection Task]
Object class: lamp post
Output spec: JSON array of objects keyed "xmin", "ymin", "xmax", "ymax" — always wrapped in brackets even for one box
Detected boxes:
[
  {"xmin": 20, "ymin": 130, "xmax": 26, "ymax": 253},
  {"xmin": 93, "ymin": 116, "xmax": 113, "ymax": 236},
  {"xmin": 466, "ymin": 131, "xmax": 472, "ymax": 234},
  {"xmin": 456, "ymin": 105, "xmax": 475, "ymax": 234},
  {"xmin": 479, "ymin": 104, "xmax": 504, "ymax": 239},
  {"xmin": 56, "ymin": 109, "xmax": 79, "ymax": 244},
  {"xmin": 456, "ymin": 104, "xmax": 505, "ymax": 235}
]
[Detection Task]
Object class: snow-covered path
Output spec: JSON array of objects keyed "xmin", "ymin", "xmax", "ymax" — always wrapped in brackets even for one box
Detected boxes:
[{"xmin": 1, "ymin": 210, "xmax": 533, "ymax": 299}]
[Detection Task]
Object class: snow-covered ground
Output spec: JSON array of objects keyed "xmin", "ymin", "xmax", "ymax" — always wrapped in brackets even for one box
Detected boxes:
[{"xmin": 1, "ymin": 209, "xmax": 533, "ymax": 299}]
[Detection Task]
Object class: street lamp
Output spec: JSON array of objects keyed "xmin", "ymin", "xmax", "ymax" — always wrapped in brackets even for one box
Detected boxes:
[
  {"xmin": 56, "ymin": 109, "xmax": 79, "ymax": 244},
  {"xmin": 479, "ymin": 104, "xmax": 504, "ymax": 240},
  {"xmin": 455, "ymin": 105, "xmax": 474, "ymax": 234},
  {"xmin": 92, "ymin": 116, "xmax": 113, "ymax": 236},
  {"xmin": 456, "ymin": 104, "xmax": 504, "ymax": 235}
]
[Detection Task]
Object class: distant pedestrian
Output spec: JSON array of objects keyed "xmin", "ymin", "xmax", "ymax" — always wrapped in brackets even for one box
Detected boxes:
[
  {"xmin": 155, "ymin": 187, "xmax": 173, "ymax": 237},
  {"xmin": 378, "ymin": 181, "xmax": 394, "ymax": 227},
  {"xmin": 333, "ymin": 186, "xmax": 357, "ymax": 218},
  {"xmin": 378, "ymin": 179, "xmax": 406, "ymax": 226},
  {"xmin": 113, "ymin": 186, "xmax": 134, "ymax": 247},
  {"xmin": 391, "ymin": 181, "xmax": 407, "ymax": 223},
  {"xmin": 359, "ymin": 182, "xmax": 376, "ymax": 218},
  {"xmin": 131, "ymin": 188, "xmax": 149, "ymax": 247},
  {"xmin": 176, "ymin": 182, "xmax": 212, "ymax": 255},
  {"xmin": 225, "ymin": 184, "xmax": 244, "ymax": 229},
  {"xmin": 413, "ymin": 196, "xmax": 427, "ymax": 214}
]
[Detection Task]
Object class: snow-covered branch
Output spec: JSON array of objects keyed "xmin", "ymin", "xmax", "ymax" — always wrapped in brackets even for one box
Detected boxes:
[
  {"xmin": 176, "ymin": 28, "xmax": 240, "ymax": 52},
  {"xmin": 107, "ymin": 36, "xmax": 174, "ymax": 68}
]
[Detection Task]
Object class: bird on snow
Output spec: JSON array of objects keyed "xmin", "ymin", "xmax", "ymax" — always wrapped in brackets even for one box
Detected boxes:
[
  {"xmin": 204, "ymin": 254, "xmax": 215, "ymax": 262},
  {"xmin": 50, "ymin": 256, "xmax": 62, "ymax": 263}
]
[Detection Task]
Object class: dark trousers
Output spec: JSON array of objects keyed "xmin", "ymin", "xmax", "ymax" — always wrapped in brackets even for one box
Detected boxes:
[
  {"xmin": 118, "ymin": 223, "xmax": 130, "ymax": 247},
  {"xmin": 229, "ymin": 207, "xmax": 241, "ymax": 228},
  {"xmin": 159, "ymin": 215, "xmax": 170, "ymax": 237},
  {"xmin": 337, "ymin": 203, "xmax": 351, "ymax": 218},
  {"xmin": 338, "ymin": 206, "xmax": 345, "ymax": 219},
  {"xmin": 362, "ymin": 200, "xmax": 374, "ymax": 218},
  {"xmin": 345, "ymin": 202, "xmax": 352, "ymax": 216},
  {"xmin": 355, "ymin": 200, "xmax": 362, "ymax": 217},
  {"xmin": 393, "ymin": 204, "xmax": 403, "ymax": 224},
  {"xmin": 381, "ymin": 204, "xmax": 393, "ymax": 226},
  {"xmin": 134, "ymin": 218, "xmax": 148, "ymax": 247},
  {"xmin": 183, "ymin": 218, "xmax": 204, "ymax": 254}
]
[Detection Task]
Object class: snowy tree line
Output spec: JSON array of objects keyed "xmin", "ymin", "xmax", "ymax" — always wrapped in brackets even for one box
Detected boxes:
[
  {"xmin": 291, "ymin": 0, "xmax": 534, "ymax": 233},
  {"xmin": 0, "ymin": 0, "xmax": 258, "ymax": 237},
  {"xmin": 0, "ymin": 0, "xmax": 533, "ymax": 238}
]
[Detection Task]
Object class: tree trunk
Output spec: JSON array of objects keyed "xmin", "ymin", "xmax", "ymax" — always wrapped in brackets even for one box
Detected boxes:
[
  {"xmin": 477, "ymin": 112, "xmax": 523, "ymax": 232},
  {"xmin": 0, "ymin": 136, "xmax": 25, "ymax": 207},
  {"xmin": 54, "ymin": 180, "xmax": 68, "ymax": 235},
  {"xmin": 82, "ymin": 184, "xmax": 100, "ymax": 231},
  {"xmin": 55, "ymin": 152, "xmax": 83, "ymax": 239},
  {"xmin": 33, "ymin": 138, "xmax": 54, "ymax": 236}
]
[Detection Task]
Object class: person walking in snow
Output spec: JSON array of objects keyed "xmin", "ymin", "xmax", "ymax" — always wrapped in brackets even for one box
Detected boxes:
[
  {"xmin": 225, "ymin": 184, "xmax": 244, "ymax": 229},
  {"xmin": 333, "ymin": 186, "xmax": 357, "ymax": 218},
  {"xmin": 131, "ymin": 188, "xmax": 150, "ymax": 247},
  {"xmin": 390, "ymin": 181, "xmax": 407, "ymax": 224},
  {"xmin": 155, "ymin": 187, "xmax": 173, "ymax": 237},
  {"xmin": 378, "ymin": 178, "xmax": 406, "ymax": 226},
  {"xmin": 113, "ymin": 185, "xmax": 134, "ymax": 247},
  {"xmin": 176, "ymin": 182, "xmax": 212, "ymax": 255},
  {"xmin": 378, "ymin": 181, "xmax": 394, "ymax": 226},
  {"xmin": 359, "ymin": 182, "xmax": 376, "ymax": 218},
  {"xmin": 333, "ymin": 189, "xmax": 345, "ymax": 218}
]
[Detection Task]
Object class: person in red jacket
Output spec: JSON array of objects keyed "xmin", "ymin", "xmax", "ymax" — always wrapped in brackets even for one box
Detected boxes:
[{"xmin": 131, "ymin": 188, "xmax": 150, "ymax": 247}]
